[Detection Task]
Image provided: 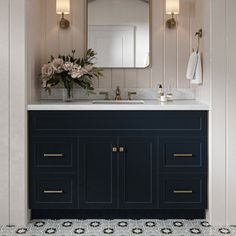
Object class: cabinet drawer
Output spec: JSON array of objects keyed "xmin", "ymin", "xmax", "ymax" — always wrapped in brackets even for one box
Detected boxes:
[
  {"xmin": 30, "ymin": 137, "xmax": 76, "ymax": 169},
  {"xmin": 30, "ymin": 174, "xmax": 77, "ymax": 209},
  {"xmin": 160, "ymin": 174, "xmax": 207, "ymax": 209},
  {"xmin": 29, "ymin": 111, "xmax": 207, "ymax": 133},
  {"xmin": 160, "ymin": 137, "xmax": 207, "ymax": 172}
]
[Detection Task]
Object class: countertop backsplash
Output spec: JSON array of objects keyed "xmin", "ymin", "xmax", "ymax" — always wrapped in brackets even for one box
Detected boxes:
[{"xmin": 40, "ymin": 88, "xmax": 196, "ymax": 101}]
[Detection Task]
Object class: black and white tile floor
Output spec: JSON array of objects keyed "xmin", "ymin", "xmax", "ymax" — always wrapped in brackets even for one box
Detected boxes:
[{"xmin": 0, "ymin": 219, "xmax": 235, "ymax": 236}]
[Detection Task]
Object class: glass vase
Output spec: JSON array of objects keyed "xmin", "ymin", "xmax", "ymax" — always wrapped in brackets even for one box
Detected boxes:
[{"xmin": 63, "ymin": 87, "xmax": 74, "ymax": 102}]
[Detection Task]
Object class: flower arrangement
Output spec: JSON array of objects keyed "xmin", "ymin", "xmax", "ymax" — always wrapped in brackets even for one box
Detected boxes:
[{"xmin": 41, "ymin": 49, "xmax": 102, "ymax": 101}]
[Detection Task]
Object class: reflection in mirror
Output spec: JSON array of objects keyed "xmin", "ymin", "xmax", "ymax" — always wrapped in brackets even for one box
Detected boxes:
[{"xmin": 87, "ymin": 0, "xmax": 150, "ymax": 68}]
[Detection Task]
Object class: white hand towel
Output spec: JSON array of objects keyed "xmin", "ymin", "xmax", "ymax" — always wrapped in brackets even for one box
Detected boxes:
[
  {"xmin": 191, "ymin": 53, "xmax": 202, "ymax": 85},
  {"xmin": 186, "ymin": 52, "xmax": 198, "ymax": 80}
]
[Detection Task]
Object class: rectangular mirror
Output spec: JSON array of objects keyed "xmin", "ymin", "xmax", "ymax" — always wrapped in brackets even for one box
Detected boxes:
[{"xmin": 87, "ymin": 0, "xmax": 151, "ymax": 68}]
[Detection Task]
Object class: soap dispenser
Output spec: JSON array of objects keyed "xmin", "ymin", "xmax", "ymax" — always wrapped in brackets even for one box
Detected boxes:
[{"xmin": 157, "ymin": 84, "xmax": 164, "ymax": 99}]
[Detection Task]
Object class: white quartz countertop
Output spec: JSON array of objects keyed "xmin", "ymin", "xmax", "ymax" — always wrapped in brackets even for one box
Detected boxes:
[{"xmin": 27, "ymin": 100, "xmax": 209, "ymax": 111}]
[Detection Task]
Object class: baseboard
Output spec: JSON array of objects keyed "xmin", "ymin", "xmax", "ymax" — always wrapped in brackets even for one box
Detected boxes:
[{"xmin": 31, "ymin": 209, "xmax": 206, "ymax": 220}]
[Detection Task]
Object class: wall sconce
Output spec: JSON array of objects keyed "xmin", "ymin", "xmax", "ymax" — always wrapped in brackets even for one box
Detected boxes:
[
  {"xmin": 56, "ymin": 0, "xmax": 70, "ymax": 29},
  {"xmin": 166, "ymin": 0, "xmax": 179, "ymax": 29}
]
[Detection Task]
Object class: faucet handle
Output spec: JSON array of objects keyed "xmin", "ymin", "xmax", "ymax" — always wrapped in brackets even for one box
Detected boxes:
[
  {"xmin": 99, "ymin": 91, "xmax": 109, "ymax": 100},
  {"xmin": 128, "ymin": 92, "xmax": 137, "ymax": 101}
]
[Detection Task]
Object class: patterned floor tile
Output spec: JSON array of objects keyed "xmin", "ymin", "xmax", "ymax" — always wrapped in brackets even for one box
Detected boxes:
[{"xmin": 0, "ymin": 219, "xmax": 236, "ymax": 236}]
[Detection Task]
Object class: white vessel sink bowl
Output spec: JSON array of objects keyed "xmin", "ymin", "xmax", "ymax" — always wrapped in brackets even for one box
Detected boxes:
[{"xmin": 92, "ymin": 100, "xmax": 145, "ymax": 105}]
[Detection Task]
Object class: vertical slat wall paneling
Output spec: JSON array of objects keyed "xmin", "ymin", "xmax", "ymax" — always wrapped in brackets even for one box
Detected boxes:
[
  {"xmin": 0, "ymin": 0, "xmax": 10, "ymax": 225},
  {"xmin": 26, "ymin": 0, "xmax": 45, "ymax": 103},
  {"xmin": 164, "ymin": 14, "xmax": 178, "ymax": 89},
  {"xmin": 99, "ymin": 69, "xmax": 112, "ymax": 89},
  {"xmin": 9, "ymin": 0, "xmax": 28, "ymax": 225},
  {"xmin": 42, "ymin": 0, "xmax": 194, "ymax": 94},
  {"xmin": 41, "ymin": 0, "xmax": 47, "ymax": 64},
  {"xmin": 124, "ymin": 69, "xmax": 137, "ymax": 88},
  {"xmin": 177, "ymin": 0, "xmax": 191, "ymax": 88},
  {"xmin": 71, "ymin": 0, "xmax": 86, "ymax": 57},
  {"xmin": 58, "ymin": 15, "xmax": 72, "ymax": 55},
  {"xmin": 210, "ymin": 0, "xmax": 227, "ymax": 225},
  {"xmin": 226, "ymin": 0, "xmax": 236, "ymax": 225},
  {"xmin": 111, "ymin": 69, "xmax": 125, "ymax": 88},
  {"xmin": 150, "ymin": 0, "xmax": 164, "ymax": 89},
  {"xmin": 190, "ymin": 0, "xmax": 211, "ymax": 102},
  {"xmin": 137, "ymin": 69, "xmax": 151, "ymax": 88},
  {"xmin": 45, "ymin": 0, "xmax": 59, "ymax": 60}
]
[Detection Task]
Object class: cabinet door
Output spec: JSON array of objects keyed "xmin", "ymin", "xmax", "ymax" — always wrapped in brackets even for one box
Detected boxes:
[
  {"xmin": 118, "ymin": 137, "xmax": 157, "ymax": 209},
  {"xmin": 79, "ymin": 136, "xmax": 118, "ymax": 209}
]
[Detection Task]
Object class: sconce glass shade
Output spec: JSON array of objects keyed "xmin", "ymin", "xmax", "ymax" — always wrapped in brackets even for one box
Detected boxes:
[
  {"xmin": 56, "ymin": 0, "xmax": 70, "ymax": 15},
  {"xmin": 166, "ymin": 0, "xmax": 180, "ymax": 15}
]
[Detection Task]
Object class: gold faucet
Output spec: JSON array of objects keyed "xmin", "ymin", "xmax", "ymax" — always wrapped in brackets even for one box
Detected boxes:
[{"xmin": 115, "ymin": 86, "xmax": 122, "ymax": 100}]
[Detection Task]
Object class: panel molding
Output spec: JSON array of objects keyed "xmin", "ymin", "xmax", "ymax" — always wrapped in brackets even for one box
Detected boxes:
[
  {"xmin": 0, "ymin": 0, "xmax": 10, "ymax": 226},
  {"xmin": 9, "ymin": 0, "xmax": 28, "ymax": 226}
]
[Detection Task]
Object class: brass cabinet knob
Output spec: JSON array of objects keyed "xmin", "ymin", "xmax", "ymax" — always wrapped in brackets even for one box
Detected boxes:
[
  {"xmin": 119, "ymin": 147, "xmax": 125, "ymax": 153},
  {"xmin": 112, "ymin": 147, "xmax": 118, "ymax": 153}
]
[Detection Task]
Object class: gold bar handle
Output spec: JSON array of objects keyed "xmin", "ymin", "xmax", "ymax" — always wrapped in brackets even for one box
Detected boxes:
[
  {"xmin": 173, "ymin": 154, "xmax": 193, "ymax": 157},
  {"xmin": 44, "ymin": 154, "xmax": 64, "ymax": 157},
  {"xmin": 43, "ymin": 190, "xmax": 64, "ymax": 194},
  {"xmin": 173, "ymin": 190, "xmax": 193, "ymax": 194}
]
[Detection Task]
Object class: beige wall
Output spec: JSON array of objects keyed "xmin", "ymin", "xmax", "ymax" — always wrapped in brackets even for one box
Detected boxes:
[{"xmin": 41, "ymin": 0, "xmax": 194, "ymax": 91}]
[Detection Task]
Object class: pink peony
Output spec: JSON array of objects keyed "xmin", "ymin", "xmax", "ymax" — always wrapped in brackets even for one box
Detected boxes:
[
  {"xmin": 52, "ymin": 58, "xmax": 64, "ymax": 73},
  {"xmin": 41, "ymin": 63, "xmax": 54, "ymax": 78}
]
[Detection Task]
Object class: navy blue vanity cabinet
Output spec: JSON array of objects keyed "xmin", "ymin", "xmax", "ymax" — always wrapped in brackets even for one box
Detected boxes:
[
  {"xmin": 28, "ymin": 111, "xmax": 208, "ymax": 217},
  {"xmin": 78, "ymin": 136, "xmax": 157, "ymax": 209}
]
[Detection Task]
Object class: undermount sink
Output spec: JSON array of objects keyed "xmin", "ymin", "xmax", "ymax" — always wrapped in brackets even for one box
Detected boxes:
[{"xmin": 92, "ymin": 100, "xmax": 145, "ymax": 105}]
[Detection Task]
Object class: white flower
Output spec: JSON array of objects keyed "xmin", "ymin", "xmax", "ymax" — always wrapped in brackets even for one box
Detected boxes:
[
  {"xmin": 52, "ymin": 58, "xmax": 64, "ymax": 73},
  {"xmin": 41, "ymin": 63, "xmax": 54, "ymax": 78},
  {"xmin": 63, "ymin": 62, "xmax": 74, "ymax": 71},
  {"xmin": 70, "ymin": 65, "xmax": 88, "ymax": 79}
]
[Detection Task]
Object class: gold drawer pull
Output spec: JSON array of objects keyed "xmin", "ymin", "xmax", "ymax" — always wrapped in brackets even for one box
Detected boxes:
[
  {"xmin": 112, "ymin": 147, "xmax": 118, "ymax": 153},
  {"xmin": 173, "ymin": 190, "xmax": 193, "ymax": 194},
  {"xmin": 44, "ymin": 154, "xmax": 64, "ymax": 157},
  {"xmin": 43, "ymin": 190, "xmax": 64, "ymax": 194},
  {"xmin": 173, "ymin": 154, "xmax": 193, "ymax": 157}
]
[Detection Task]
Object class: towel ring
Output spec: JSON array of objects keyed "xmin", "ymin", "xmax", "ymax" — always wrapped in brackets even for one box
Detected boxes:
[{"xmin": 195, "ymin": 29, "xmax": 202, "ymax": 53}]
